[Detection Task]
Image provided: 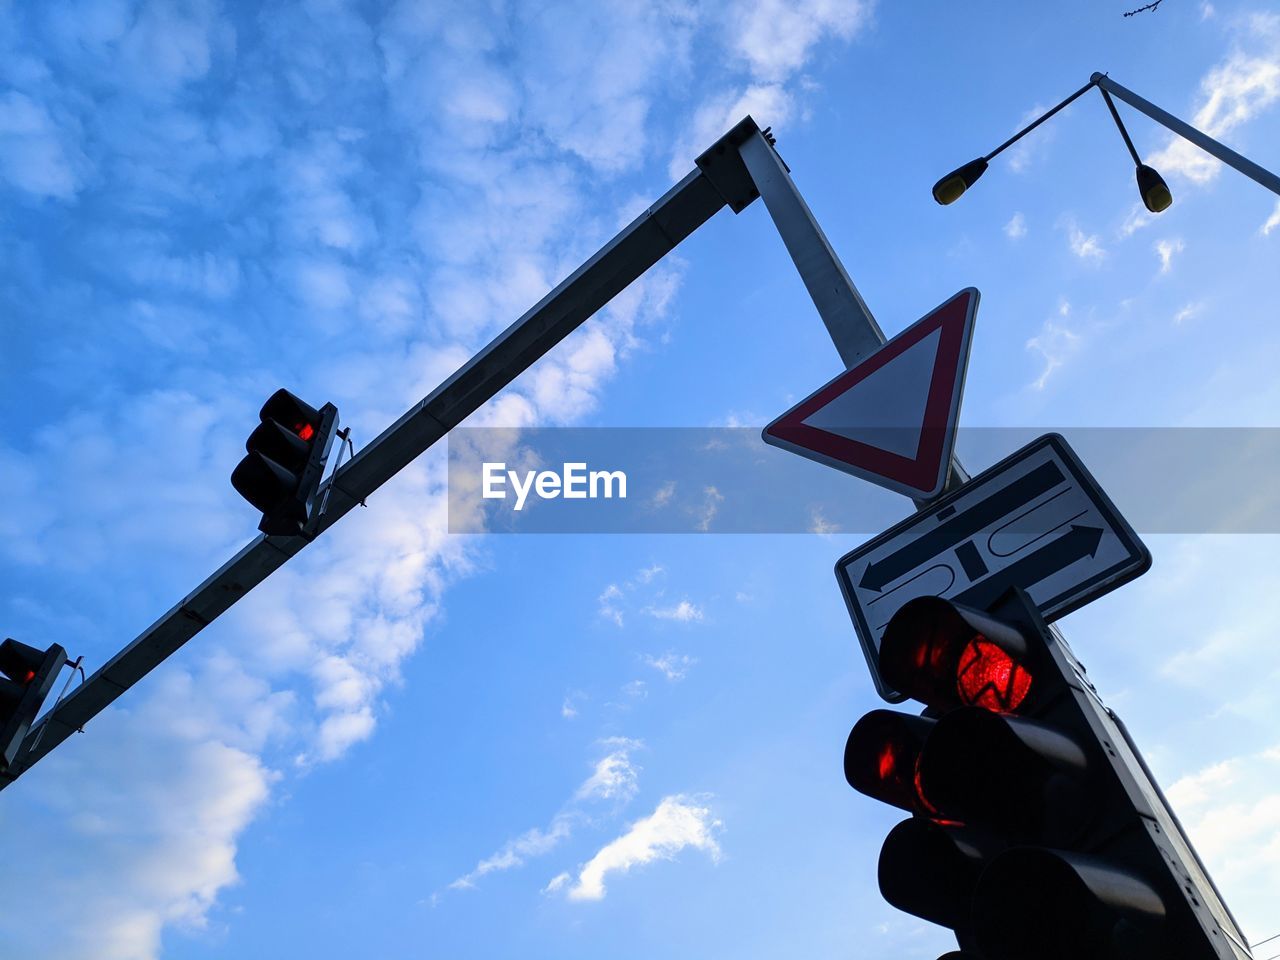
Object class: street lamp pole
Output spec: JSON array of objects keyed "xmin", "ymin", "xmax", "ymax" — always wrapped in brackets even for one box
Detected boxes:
[
  {"xmin": 935, "ymin": 71, "xmax": 1280, "ymax": 208},
  {"xmin": 1092, "ymin": 72, "xmax": 1280, "ymax": 197}
]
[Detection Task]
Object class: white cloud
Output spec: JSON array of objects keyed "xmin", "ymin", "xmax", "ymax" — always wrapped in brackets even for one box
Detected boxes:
[
  {"xmin": 643, "ymin": 652, "xmax": 696, "ymax": 682},
  {"xmin": 1004, "ymin": 211, "xmax": 1027, "ymax": 239},
  {"xmin": 1064, "ymin": 220, "xmax": 1106, "ymax": 261},
  {"xmin": 695, "ymin": 485, "xmax": 725, "ymax": 532},
  {"xmin": 597, "ymin": 564, "xmax": 707, "ymax": 627},
  {"xmin": 725, "ymin": 0, "xmax": 872, "ymax": 83},
  {"xmin": 556, "ymin": 795, "xmax": 722, "ymax": 901},
  {"xmin": 1026, "ymin": 302, "xmax": 1081, "ymax": 390},
  {"xmin": 809, "ymin": 508, "xmax": 840, "ymax": 535},
  {"xmin": 575, "ymin": 741, "xmax": 642, "ymax": 803},
  {"xmin": 636, "ymin": 564, "xmax": 665, "ymax": 584},
  {"xmin": 1173, "ymin": 301, "xmax": 1202, "ymax": 325},
  {"xmin": 650, "ymin": 481, "xmax": 677, "ymax": 508},
  {"xmin": 669, "ymin": 83, "xmax": 793, "ymax": 180},
  {"xmin": 1007, "ymin": 103, "xmax": 1055, "ymax": 173},
  {"xmin": 543, "ymin": 871, "xmax": 571, "ymax": 894},
  {"xmin": 646, "ymin": 600, "xmax": 704, "ymax": 622},
  {"xmin": 1261, "ymin": 200, "xmax": 1280, "ymax": 236},
  {"xmin": 599, "ymin": 583, "xmax": 625, "ymax": 626},
  {"xmin": 292, "ymin": 258, "xmax": 353, "ymax": 312},
  {"xmin": 1119, "ymin": 203, "xmax": 1155, "ymax": 238},
  {"xmin": 449, "ymin": 740, "xmax": 643, "ymax": 892},
  {"xmin": 1166, "ymin": 748, "xmax": 1280, "ymax": 938},
  {"xmin": 514, "ymin": 3, "xmax": 697, "ymax": 173},
  {"xmin": 0, "ymin": 90, "xmax": 88, "ymax": 198},
  {"xmin": 1155, "ymin": 237, "xmax": 1185, "ymax": 273},
  {"xmin": 0, "ymin": 663, "xmax": 282, "ymax": 960},
  {"xmin": 450, "ymin": 818, "xmax": 574, "ymax": 890},
  {"xmin": 1147, "ymin": 19, "xmax": 1280, "ymax": 184},
  {"xmin": 561, "ymin": 692, "xmax": 584, "ymax": 719},
  {"xmin": 282, "ymin": 133, "xmax": 378, "ymax": 253}
]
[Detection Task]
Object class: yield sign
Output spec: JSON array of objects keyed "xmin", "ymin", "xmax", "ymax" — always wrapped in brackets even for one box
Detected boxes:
[{"xmin": 762, "ymin": 288, "xmax": 978, "ymax": 500}]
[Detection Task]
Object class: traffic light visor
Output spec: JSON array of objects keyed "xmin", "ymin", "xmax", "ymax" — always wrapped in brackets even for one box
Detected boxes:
[
  {"xmin": 917, "ymin": 708, "xmax": 1091, "ymax": 844},
  {"xmin": 0, "ymin": 639, "xmax": 48, "ymax": 688},
  {"xmin": 245, "ymin": 419, "xmax": 311, "ymax": 468},
  {"xmin": 880, "ymin": 597, "xmax": 1031, "ymax": 711},
  {"xmin": 231, "ymin": 452, "xmax": 304, "ymax": 516},
  {"xmin": 845, "ymin": 710, "xmax": 936, "ymax": 814},
  {"xmin": 878, "ymin": 818, "xmax": 992, "ymax": 929},
  {"xmin": 259, "ymin": 389, "xmax": 322, "ymax": 440},
  {"xmin": 973, "ymin": 847, "xmax": 1167, "ymax": 960}
]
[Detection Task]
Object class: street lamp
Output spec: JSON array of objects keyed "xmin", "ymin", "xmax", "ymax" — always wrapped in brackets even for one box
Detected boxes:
[
  {"xmin": 934, "ymin": 71, "xmax": 1280, "ymax": 210},
  {"xmin": 933, "ymin": 78, "xmax": 1100, "ymax": 207}
]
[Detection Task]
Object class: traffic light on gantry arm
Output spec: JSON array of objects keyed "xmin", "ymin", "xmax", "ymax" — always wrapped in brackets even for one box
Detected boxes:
[
  {"xmin": 231, "ymin": 389, "xmax": 338, "ymax": 536},
  {"xmin": 844, "ymin": 591, "xmax": 1246, "ymax": 960},
  {"xmin": 0, "ymin": 638, "xmax": 68, "ymax": 770}
]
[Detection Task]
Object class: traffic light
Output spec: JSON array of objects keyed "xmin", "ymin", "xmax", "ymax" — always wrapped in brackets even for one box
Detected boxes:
[
  {"xmin": 844, "ymin": 590, "xmax": 1245, "ymax": 960},
  {"xmin": 231, "ymin": 389, "xmax": 338, "ymax": 536},
  {"xmin": 0, "ymin": 638, "xmax": 67, "ymax": 769}
]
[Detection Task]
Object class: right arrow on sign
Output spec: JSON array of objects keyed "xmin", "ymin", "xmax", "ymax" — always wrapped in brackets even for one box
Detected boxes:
[
  {"xmin": 952, "ymin": 524, "xmax": 1103, "ymax": 609},
  {"xmin": 858, "ymin": 460, "xmax": 1067, "ymax": 592}
]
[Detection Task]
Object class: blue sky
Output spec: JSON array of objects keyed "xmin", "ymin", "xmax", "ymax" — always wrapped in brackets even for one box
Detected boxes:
[{"xmin": 2, "ymin": 1, "xmax": 1280, "ymax": 958}]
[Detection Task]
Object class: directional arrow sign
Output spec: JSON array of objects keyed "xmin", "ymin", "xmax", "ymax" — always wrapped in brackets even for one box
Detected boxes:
[
  {"xmin": 835, "ymin": 433, "xmax": 1151, "ymax": 702},
  {"xmin": 762, "ymin": 288, "xmax": 978, "ymax": 500}
]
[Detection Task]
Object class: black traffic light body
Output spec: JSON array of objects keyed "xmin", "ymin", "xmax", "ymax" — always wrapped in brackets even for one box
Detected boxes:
[
  {"xmin": 231, "ymin": 389, "xmax": 338, "ymax": 536},
  {"xmin": 0, "ymin": 638, "xmax": 68, "ymax": 770},
  {"xmin": 844, "ymin": 590, "xmax": 1250, "ymax": 960}
]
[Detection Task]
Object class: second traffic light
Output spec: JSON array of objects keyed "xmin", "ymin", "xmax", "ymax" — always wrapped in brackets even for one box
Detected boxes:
[
  {"xmin": 231, "ymin": 389, "xmax": 338, "ymax": 536},
  {"xmin": 0, "ymin": 638, "xmax": 68, "ymax": 770},
  {"xmin": 844, "ymin": 591, "xmax": 1246, "ymax": 960}
]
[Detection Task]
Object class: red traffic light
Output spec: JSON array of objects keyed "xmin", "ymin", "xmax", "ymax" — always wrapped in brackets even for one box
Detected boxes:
[
  {"xmin": 231, "ymin": 389, "xmax": 338, "ymax": 536},
  {"xmin": 880, "ymin": 597, "xmax": 1033, "ymax": 713},
  {"xmin": 845, "ymin": 710, "xmax": 937, "ymax": 815},
  {"xmin": 844, "ymin": 588, "xmax": 1232, "ymax": 960},
  {"xmin": 0, "ymin": 638, "xmax": 68, "ymax": 769}
]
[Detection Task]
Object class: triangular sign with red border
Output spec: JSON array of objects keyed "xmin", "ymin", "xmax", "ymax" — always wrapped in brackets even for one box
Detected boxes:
[{"xmin": 762, "ymin": 288, "xmax": 979, "ymax": 500}]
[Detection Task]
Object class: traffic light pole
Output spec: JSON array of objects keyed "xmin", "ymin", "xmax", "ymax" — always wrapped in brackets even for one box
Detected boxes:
[{"xmin": 1, "ymin": 116, "xmax": 897, "ymax": 790}]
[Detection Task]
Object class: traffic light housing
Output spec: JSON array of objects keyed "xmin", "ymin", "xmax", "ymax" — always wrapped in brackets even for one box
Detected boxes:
[
  {"xmin": 0, "ymin": 638, "xmax": 67, "ymax": 770},
  {"xmin": 231, "ymin": 389, "xmax": 338, "ymax": 536},
  {"xmin": 844, "ymin": 591, "xmax": 1249, "ymax": 960}
]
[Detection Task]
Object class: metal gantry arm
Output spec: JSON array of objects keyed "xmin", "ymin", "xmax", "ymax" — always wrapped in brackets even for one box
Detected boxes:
[{"xmin": 2, "ymin": 116, "xmax": 892, "ymax": 790}]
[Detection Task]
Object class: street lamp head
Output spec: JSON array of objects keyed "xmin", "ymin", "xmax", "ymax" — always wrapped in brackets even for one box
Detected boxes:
[
  {"xmin": 933, "ymin": 158, "xmax": 989, "ymax": 205},
  {"xmin": 1136, "ymin": 163, "xmax": 1173, "ymax": 213}
]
